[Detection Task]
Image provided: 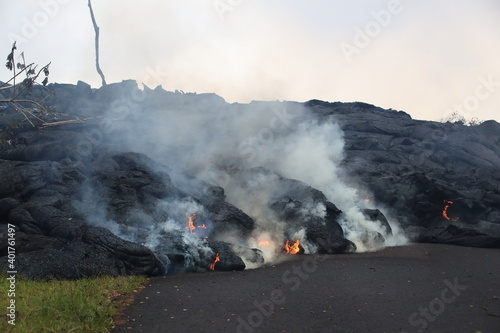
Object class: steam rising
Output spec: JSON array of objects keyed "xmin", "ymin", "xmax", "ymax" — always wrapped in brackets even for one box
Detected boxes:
[
  {"xmin": 82, "ymin": 86, "xmax": 407, "ymax": 268},
  {"xmin": 74, "ymin": 179, "xmax": 216, "ymax": 271}
]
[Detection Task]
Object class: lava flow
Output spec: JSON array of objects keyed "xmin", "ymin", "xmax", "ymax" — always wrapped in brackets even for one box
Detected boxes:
[
  {"xmin": 284, "ymin": 240, "xmax": 301, "ymax": 254},
  {"xmin": 185, "ymin": 213, "xmax": 207, "ymax": 232},
  {"xmin": 185, "ymin": 213, "xmax": 196, "ymax": 232},
  {"xmin": 210, "ymin": 253, "xmax": 220, "ymax": 271},
  {"xmin": 442, "ymin": 200, "xmax": 459, "ymax": 221}
]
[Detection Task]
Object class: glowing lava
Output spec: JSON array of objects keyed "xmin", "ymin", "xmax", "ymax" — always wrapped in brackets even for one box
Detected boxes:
[
  {"xmin": 210, "ymin": 253, "xmax": 220, "ymax": 271},
  {"xmin": 442, "ymin": 200, "xmax": 459, "ymax": 221},
  {"xmin": 185, "ymin": 213, "xmax": 208, "ymax": 233},
  {"xmin": 185, "ymin": 213, "xmax": 197, "ymax": 232},
  {"xmin": 284, "ymin": 240, "xmax": 301, "ymax": 254}
]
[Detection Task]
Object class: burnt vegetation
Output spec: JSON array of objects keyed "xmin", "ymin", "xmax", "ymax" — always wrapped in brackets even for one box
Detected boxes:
[
  {"xmin": 0, "ymin": 42, "xmax": 52, "ymax": 128},
  {"xmin": 441, "ymin": 111, "xmax": 484, "ymax": 126},
  {"xmin": 0, "ymin": 42, "xmax": 95, "ymax": 146}
]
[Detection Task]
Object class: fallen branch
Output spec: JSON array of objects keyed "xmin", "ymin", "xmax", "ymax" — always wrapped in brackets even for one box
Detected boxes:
[
  {"xmin": 40, "ymin": 116, "xmax": 102, "ymax": 128},
  {"xmin": 0, "ymin": 99, "xmax": 49, "ymax": 112},
  {"xmin": 1, "ymin": 42, "xmax": 92, "ymax": 130},
  {"xmin": 14, "ymin": 106, "xmax": 36, "ymax": 127}
]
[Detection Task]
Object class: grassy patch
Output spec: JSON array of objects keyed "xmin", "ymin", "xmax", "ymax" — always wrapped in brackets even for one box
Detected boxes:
[{"xmin": 0, "ymin": 274, "xmax": 148, "ymax": 332}]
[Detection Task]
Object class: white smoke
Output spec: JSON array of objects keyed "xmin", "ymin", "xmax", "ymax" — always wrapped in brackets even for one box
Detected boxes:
[
  {"xmin": 222, "ymin": 114, "xmax": 408, "ymax": 252},
  {"xmin": 73, "ymin": 178, "xmax": 215, "ymax": 271},
  {"xmin": 87, "ymin": 84, "xmax": 408, "ymax": 268}
]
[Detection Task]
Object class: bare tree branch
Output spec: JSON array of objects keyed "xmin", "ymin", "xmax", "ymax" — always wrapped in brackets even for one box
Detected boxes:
[
  {"xmin": 1, "ymin": 43, "xmax": 90, "ymax": 130},
  {"xmin": 87, "ymin": 0, "xmax": 107, "ymax": 87},
  {"xmin": 9, "ymin": 62, "xmax": 51, "ymax": 100},
  {"xmin": 0, "ymin": 63, "xmax": 34, "ymax": 90}
]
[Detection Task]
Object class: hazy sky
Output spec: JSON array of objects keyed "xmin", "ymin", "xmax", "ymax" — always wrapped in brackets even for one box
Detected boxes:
[{"xmin": 1, "ymin": 0, "xmax": 499, "ymax": 122}]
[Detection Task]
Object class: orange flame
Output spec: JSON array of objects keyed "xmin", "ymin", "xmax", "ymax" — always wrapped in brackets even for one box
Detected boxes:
[
  {"xmin": 258, "ymin": 241, "xmax": 271, "ymax": 246},
  {"xmin": 210, "ymin": 253, "xmax": 220, "ymax": 271},
  {"xmin": 442, "ymin": 200, "xmax": 459, "ymax": 221},
  {"xmin": 185, "ymin": 213, "xmax": 197, "ymax": 232},
  {"xmin": 185, "ymin": 213, "xmax": 209, "ymax": 232},
  {"xmin": 284, "ymin": 240, "xmax": 301, "ymax": 254}
]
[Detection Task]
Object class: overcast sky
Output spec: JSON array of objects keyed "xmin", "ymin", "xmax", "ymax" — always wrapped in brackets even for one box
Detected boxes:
[{"xmin": 1, "ymin": 0, "xmax": 499, "ymax": 122}]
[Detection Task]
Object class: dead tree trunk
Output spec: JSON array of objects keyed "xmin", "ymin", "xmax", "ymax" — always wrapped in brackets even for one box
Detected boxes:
[{"xmin": 87, "ymin": 0, "xmax": 107, "ymax": 86}]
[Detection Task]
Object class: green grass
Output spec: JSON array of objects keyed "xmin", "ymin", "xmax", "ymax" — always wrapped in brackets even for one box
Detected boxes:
[{"xmin": 0, "ymin": 274, "xmax": 148, "ymax": 332}]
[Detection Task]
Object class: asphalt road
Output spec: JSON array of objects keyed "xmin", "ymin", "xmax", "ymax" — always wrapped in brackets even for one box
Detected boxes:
[{"xmin": 112, "ymin": 243, "xmax": 500, "ymax": 333}]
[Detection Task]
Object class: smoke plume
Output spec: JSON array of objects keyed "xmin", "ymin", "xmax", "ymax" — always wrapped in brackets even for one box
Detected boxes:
[{"xmin": 79, "ymin": 85, "xmax": 407, "ymax": 268}]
